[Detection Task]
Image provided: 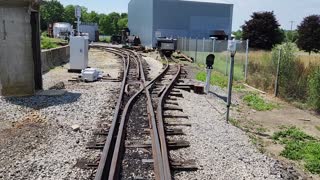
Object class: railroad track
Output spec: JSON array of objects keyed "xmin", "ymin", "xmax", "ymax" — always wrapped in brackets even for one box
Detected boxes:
[{"xmin": 88, "ymin": 46, "xmax": 196, "ymax": 180}]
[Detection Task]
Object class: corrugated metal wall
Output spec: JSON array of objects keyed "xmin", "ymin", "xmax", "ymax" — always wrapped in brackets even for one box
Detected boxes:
[{"xmin": 129, "ymin": 0, "xmax": 233, "ymax": 47}]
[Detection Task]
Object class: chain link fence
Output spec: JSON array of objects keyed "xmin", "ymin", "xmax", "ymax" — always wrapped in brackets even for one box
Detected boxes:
[{"xmin": 177, "ymin": 37, "xmax": 249, "ymax": 80}]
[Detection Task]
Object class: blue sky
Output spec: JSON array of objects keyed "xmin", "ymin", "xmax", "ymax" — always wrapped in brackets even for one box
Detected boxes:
[{"xmin": 58, "ymin": 0, "xmax": 320, "ymax": 31}]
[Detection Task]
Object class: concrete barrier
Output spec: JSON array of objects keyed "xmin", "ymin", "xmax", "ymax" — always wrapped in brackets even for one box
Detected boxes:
[{"xmin": 41, "ymin": 45, "xmax": 70, "ymax": 73}]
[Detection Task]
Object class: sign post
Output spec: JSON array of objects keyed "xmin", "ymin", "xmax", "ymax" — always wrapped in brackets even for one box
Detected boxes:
[
  {"xmin": 226, "ymin": 40, "xmax": 237, "ymax": 122},
  {"xmin": 205, "ymin": 54, "xmax": 215, "ymax": 93},
  {"xmin": 75, "ymin": 6, "xmax": 81, "ymax": 36}
]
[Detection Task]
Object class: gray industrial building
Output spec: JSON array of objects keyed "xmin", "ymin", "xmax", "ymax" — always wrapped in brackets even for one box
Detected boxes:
[{"xmin": 128, "ymin": 0, "xmax": 233, "ymax": 47}]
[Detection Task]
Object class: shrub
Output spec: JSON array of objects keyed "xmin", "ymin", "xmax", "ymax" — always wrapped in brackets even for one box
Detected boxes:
[
  {"xmin": 41, "ymin": 36, "xmax": 58, "ymax": 49},
  {"xmin": 308, "ymin": 67, "xmax": 320, "ymax": 111}
]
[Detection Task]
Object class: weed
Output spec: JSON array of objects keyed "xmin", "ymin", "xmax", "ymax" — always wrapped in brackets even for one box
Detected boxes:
[
  {"xmin": 273, "ymin": 127, "xmax": 320, "ymax": 174},
  {"xmin": 229, "ymin": 118, "xmax": 240, "ymax": 127},
  {"xmin": 315, "ymin": 126, "xmax": 320, "ymax": 132},
  {"xmin": 272, "ymin": 127, "xmax": 314, "ymax": 142},
  {"xmin": 243, "ymin": 93, "xmax": 277, "ymax": 111}
]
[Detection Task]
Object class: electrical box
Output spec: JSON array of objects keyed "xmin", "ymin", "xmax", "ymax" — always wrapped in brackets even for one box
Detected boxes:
[
  {"xmin": 81, "ymin": 68, "xmax": 100, "ymax": 82},
  {"xmin": 70, "ymin": 36, "xmax": 89, "ymax": 71}
]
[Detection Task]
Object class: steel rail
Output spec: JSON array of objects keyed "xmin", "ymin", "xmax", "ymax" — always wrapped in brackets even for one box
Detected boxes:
[
  {"xmin": 94, "ymin": 48, "xmax": 130, "ymax": 180},
  {"xmin": 157, "ymin": 58, "xmax": 181, "ymax": 180},
  {"xmin": 92, "ymin": 46, "xmax": 177, "ymax": 180}
]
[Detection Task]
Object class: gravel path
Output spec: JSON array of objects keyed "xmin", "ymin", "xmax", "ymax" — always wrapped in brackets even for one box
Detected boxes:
[
  {"xmin": 0, "ymin": 49, "xmax": 121, "ymax": 180},
  {"xmin": 171, "ymin": 83, "xmax": 302, "ymax": 180}
]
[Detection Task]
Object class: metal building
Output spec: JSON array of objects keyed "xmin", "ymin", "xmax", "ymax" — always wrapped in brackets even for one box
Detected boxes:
[
  {"xmin": 79, "ymin": 23, "xmax": 99, "ymax": 42},
  {"xmin": 128, "ymin": 0, "xmax": 233, "ymax": 48}
]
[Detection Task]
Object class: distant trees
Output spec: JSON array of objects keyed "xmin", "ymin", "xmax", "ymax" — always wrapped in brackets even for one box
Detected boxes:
[
  {"xmin": 232, "ymin": 30, "xmax": 243, "ymax": 40},
  {"xmin": 40, "ymin": 1, "xmax": 128, "ymax": 35},
  {"xmin": 40, "ymin": 0, "xmax": 64, "ymax": 30},
  {"xmin": 242, "ymin": 11, "xmax": 284, "ymax": 50},
  {"xmin": 297, "ymin": 15, "xmax": 320, "ymax": 54}
]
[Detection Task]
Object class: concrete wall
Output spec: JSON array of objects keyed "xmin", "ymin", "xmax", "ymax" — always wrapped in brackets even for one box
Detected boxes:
[
  {"xmin": 128, "ymin": 0, "xmax": 154, "ymax": 47},
  {"xmin": 0, "ymin": 6, "xmax": 35, "ymax": 96},
  {"xmin": 41, "ymin": 46, "xmax": 70, "ymax": 73}
]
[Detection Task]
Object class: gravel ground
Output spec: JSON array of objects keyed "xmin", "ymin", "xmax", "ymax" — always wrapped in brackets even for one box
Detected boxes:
[
  {"xmin": 143, "ymin": 55, "xmax": 164, "ymax": 80},
  {"xmin": 171, "ymin": 82, "xmax": 303, "ymax": 180},
  {"xmin": 0, "ymin": 49, "xmax": 122, "ymax": 180}
]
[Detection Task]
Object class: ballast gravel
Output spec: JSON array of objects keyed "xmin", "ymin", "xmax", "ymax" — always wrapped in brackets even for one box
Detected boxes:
[
  {"xmin": 0, "ymin": 49, "xmax": 121, "ymax": 180},
  {"xmin": 171, "ymin": 85, "xmax": 303, "ymax": 180}
]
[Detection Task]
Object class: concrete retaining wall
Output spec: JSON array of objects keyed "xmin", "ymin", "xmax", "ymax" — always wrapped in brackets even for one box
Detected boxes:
[{"xmin": 41, "ymin": 45, "xmax": 70, "ymax": 73}]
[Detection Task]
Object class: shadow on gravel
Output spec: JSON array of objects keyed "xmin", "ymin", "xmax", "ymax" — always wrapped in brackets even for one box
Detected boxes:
[
  {"xmin": 4, "ymin": 92, "xmax": 81, "ymax": 109},
  {"xmin": 209, "ymin": 91, "xmax": 227, "ymax": 103}
]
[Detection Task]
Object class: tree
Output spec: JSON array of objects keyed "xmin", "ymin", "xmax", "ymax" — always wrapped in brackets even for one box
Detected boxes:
[
  {"xmin": 99, "ymin": 14, "xmax": 113, "ymax": 35},
  {"xmin": 87, "ymin": 11, "xmax": 100, "ymax": 23},
  {"xmin": 120, "ymin": 13, "xmax": 128, "ymax": 19},
  {"xmin": 297, "ymin": 15, "xmax": 320, "ymax": 54},
  {"xmin": 40, "ymin": 0, "xmax": 64, "ymax": 30},
  {"xmin": 232, "ymin": 30, "xmax": 243, "ymax": 40},
  {"xmin": 242, "ymin": 11, "xmax": 284, "ymax": 50},
  {"xmin": 117, "ymin": 18, "xmax": 128, "ymax": 31},
  {"xmin": 109, "ymin": 12, "xmax": 121, "ymax": 34},
  {"xmin": 285, "ymin": 30, "xmax": 298, "ymax": 43},
  {"xmin": 63, "ymin": 5, "xmax": 76, "ymax": 25}
]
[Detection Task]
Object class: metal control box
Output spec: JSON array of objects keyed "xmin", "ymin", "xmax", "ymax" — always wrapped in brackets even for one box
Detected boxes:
[{"xmin": 70, "ymin": 36, "xmax": 89, "ymax": 71}]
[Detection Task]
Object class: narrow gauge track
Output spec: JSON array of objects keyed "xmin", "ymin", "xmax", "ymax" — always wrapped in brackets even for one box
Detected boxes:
[{"xmin": 92, "ymin": 46, "xmax": 181, "ymax": 180}]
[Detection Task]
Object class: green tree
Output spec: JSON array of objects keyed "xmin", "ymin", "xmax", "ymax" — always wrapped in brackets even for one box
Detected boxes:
[
  {"xmin": 63, "ymin": 5, "xmax": 75, "ymax": 25},
  {"xmin": 99, "ymin": 14, "xmax": 113, "ymax": 35},
  {"xmin": 40, "ymin": 0, "xmax": 64, "ymax": 30},
  {"xmin": 87, "ymin": 11, "xmax": 100, "ymax": 23},
  {"xmin": 120, "ymin": 13, "xmax": 128, "ymax": 19},
  {"xmin": 109, "ymin": 12, "xmax": 121, "ymax": 34},
  {"xmin": 242, "ymin": 11, "xmax": 284, "ymax": 50},
  {"xmin": 117, "ymin": 18, "xmax": 128, "ymax": 31},
  {"xmin": 285, "ymin": 30, "xmax": 298, "ymax": 43},
  {"xmin": 80, "ymin": 6, "xmax": 90, "ymax": 22},
  {"xmin": 232, "ymin": 30, "xmax": 243, "ymax": 40},
  {"xmin": 297, "ymin": 15, "xmax": 320, "ymax": 54}
]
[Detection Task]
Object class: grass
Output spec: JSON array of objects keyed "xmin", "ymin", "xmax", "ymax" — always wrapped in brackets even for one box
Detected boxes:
[
  {"xmin": 243, "ymin": 93, "xmax": 277, "ymax": 111},
  {"xmin": 229, "ymin": 118, "xmax": 240, "ymax": 127},
  {"xmin": 272, "ymin": 127, "xmax": 320, "ymax": 174},
  {"xmin": 315, "ymin": 126, "xmax": 320, "ymax": 132},
  {"xmin": 99, "ymin": 36, "xmax": 111, "ymax": 43},
  {"xmin": 196, "ymin": 70, "xmax": 228, "ymax": 88}
]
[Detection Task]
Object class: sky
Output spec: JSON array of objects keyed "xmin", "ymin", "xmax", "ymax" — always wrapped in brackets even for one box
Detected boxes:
[{"xmin": 58, "ymin": 0, "xmax": 320, "ymax": 31}]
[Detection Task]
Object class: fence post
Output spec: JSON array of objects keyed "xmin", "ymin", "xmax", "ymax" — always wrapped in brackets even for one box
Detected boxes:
[
  {"xmin": 244, "ymin": 39, "xmax": 249, "ymax": 81},
  {"xmin": 195, "ymin": 38, "xmax": 198, "ymax": 62},
  {"xmin": 203, "ymin": 37, "xmax": 205, "ymax": 52},
  {"xmin": 212, "ymin": 39, "xmax": 216, "ymax": 53},
  {"xmin": 274, "ymin": 48, "xmax": 281, "ymax": 97},
  {"xmin": 225, "ymin": 52, "xmax": 229, "ymax": 76}
]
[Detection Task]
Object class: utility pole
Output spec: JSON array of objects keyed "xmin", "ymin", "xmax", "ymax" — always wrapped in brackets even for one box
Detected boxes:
[{"xmin": 289, "ymin": 21, "xmax": 295, "ymax": 31}]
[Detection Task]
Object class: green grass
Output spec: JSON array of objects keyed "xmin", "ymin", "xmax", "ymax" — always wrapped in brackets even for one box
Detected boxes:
[
  {"xmin": 99, "ymin": 36, "xmax": 111, "ymax": 43},
  {"xmin": 243, "ymin": 93, "xmax": 277, "ymax": 111},
  {"xmin": 183, "ymin": 51, "xmax": 246, "ymax": 80},
  {"xmin": 196, "ymin": 70, "xmax": 228, "ymax": 88},
  {"xmin": 272, "ymin": 127, "xmax": 320, "ymax": 174}
]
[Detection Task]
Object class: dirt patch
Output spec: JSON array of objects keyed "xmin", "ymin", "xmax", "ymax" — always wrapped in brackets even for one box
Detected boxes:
[{"xmin": 234, "ymin": 88, "xmax": 320, "ymax": 179}]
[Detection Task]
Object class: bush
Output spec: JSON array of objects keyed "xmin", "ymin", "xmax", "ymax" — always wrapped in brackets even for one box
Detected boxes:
[
  {"xmin": 41, "ymin": 36, "xmax": 58, "ymax": 49},
  {"xmin": 308, "ymin": 67, "xmax": 320, "ymax": 111}
]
